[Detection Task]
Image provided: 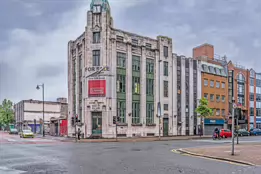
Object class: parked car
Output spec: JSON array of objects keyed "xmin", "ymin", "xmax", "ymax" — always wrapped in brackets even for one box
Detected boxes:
[
  {"xmin": 20, "ymin": 130, "xmax": 34, "ymax": 138},
  {"xmin": 220, "ymin": 129, "xmax": 232, "ymax": 138},
  {"xmin": 236, "ymin": 129, "xmax": 250, "ymax": 136},
  {"xmin": 250, "ymin": 128, "xmax": 261, "ymax": 136},
  {"xmin": 9, "ymin": 128, "xmax": 18, "ymax": 134}
]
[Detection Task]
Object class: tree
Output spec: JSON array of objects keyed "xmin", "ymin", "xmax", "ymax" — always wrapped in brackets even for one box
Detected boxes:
[
  {"xmin": 0, "ymin": 99, "xmax": 15, "ymax": 127},
  {"xmin": 195, "ymin": 98, "xmax": 213, "ymax": 136}
]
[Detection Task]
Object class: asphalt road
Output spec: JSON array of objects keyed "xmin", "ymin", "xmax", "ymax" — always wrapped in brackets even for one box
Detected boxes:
[{"xmin": 1, "ymin": 134, "xmax": 261, "ymax": 174}]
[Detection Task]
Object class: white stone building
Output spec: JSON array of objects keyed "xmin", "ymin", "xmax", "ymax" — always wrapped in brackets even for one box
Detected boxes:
[
  {"xmin": 67, "ymin": 0, "xmax": 202, "ymax": 138},
  {"xmin": 14, "ymin": 98, "xmax": 68, "ymax": 133}
]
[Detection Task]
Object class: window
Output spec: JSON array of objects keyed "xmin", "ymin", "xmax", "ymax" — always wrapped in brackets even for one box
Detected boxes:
[
  {"xmin": 210, "ymin": 80, "xmax": 214, "ymax": 88},
  {"xmin": 257, "ymin": 74, "xmax": 261, "ymax": 80},
  {"xmin": 93, "ymin": 5, "xmax": 101, "ymax": 13},
  {"xmin": 204, "ymin": 79, "xmax": 208, "ymax": 86},
  {"xmin": 215, "ymin": 68, "xmax": 221, "ymax": 75},
  {"xmin": 216, "ymin": 109, "xmax": 220, "ymax": 116},
  {"xmin": 132, "ymin": 39, "xmax": 138, "ymax": 46},
  {"xmin": 164, "ymin": 81, "xmax": 168, "ymax": 97},
  {"xmin": 164, "ymin": 104, "xmax": 168, "ymax": 111},
  {"xmin": 250, "ymin": 78, "xmax": 255, "ymax": 86},
  {"xmin": 209, "ymin": 66, "xmax": 215, "ymax": 74},
  {"xmin": 250, "ymin": 94, "xmax": 255, "ymax": 101},
  {"xmin": 93, "ymin": 32, "xmax": 100, "ymax": 43},
  {"xmin": 146, "ymin": 59, "xmax": 154, "ymax": 73},
  {"xmin": 210, "ymin": 94, "xmax": 214, "ymax": 101},
  {"xmin": 238, "ymin": 84, "xmax": 245, "ymax": 95},
  {"xmin": 250, "ymin": 108, "xmax": 254, "ymax": 116},
  {"xmin": 132, "ymin": 102, "xmax": 140, "ymax": 124},
  {"xmin": 146, "ymin": 79, "xmax": 154, "ymax": 95},
  {"xmin": 222, "ymin": 96, "xmax": 225, "ymax": 102},
  {"xmin": 202, "ymin": 65, "xmax": 209, "ymax": 72},
  {"xmin": 216, "ymin": 95, "xmax": 220, "ymax": 102},
  {"xmin": 117, "ymin": 52, "xmax": 126, "ymax": 68},
  {"xmin": 146, "ymin": 103, "xmax": 154, "ymax": 124},
  {"xmin": 146, "ymin": 43, "xmax": 152, "ymax": 49},
  {"xmin": 257, "ymin": 102, "xmax": 261, "ymax": 109},
  {"xmin": 116, "ymin": 36, "xmax": 124, "ymax": 42},
  {"xmin": 163, "ymin": 46, "xmax": 168, "ymax": 57},
  {"xmin": 204, "ymin": 93, "xmax": 208, "ymax": 99},
  {"xmin": 222, "ymin": 109, "xmax": 225, "ymax": 116},
  {"xmin": 257, "ymin": 108, "xmax": 261, "ymax": 116},
  {"xmin": 250, "ymin": 86, "xmax": 254, "ymax": 93},
  {"xmin": 216, "ymin": 81, "xmax": 220, "ymax": 88},
  {"xmin": 92, "ymin": 50, "xmax": 100, "ymax": 66},
  {"xmin": 220, "ymin": 69, "xmax": 226, "ymax": 76},
  {"xmin": 117, "ymin": 101, "xmax": 126, "ymax": 123},
  {"xmin": 257, "ymin": 87, "xmax": 261, "ymax": 94},
  {"xmin": 132, "ymin": 77, "xmax": 140, "ymax": 94},
  {"xmin": 163, "ymin": 61, "xmax": 168, "ymax": 76},
  {"xmin": 237, "ymin": 73, "xmax": 245, "ymax": 82},
  {"xmin": 222, "ymin": 82, "xmax": 225, "ymax": 88},
  {"xmin": 132, "ymin": 55, "xmax": 140, "ymax": 71},
  {"xmin": 117, "ymin": 74, "xmax": 126, "ymax": 93}
]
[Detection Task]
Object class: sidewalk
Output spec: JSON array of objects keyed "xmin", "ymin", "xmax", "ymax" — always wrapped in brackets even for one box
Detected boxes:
[
  {"xmin": 76, "ymin": 135, "xmax": 211, "ymax": 143},
  {"xmin": 179, "ymin": 143, "xmax": 261, "ymax": 166}
]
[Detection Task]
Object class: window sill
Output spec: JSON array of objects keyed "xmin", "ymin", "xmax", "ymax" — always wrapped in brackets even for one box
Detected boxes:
[
  {"xmin": 117, "ymin": 123, "xmax": 128, "ymax": 126},
  {"xmin": 146, "ymin": 123, "xmax": 156, "ymax": 126},
  {"xmin": 131, "ymin": 123, "xmax": 142, "ymax": 126}
]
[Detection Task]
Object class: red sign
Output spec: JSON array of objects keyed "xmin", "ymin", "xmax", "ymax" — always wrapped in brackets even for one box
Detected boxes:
[{"xmin": 88, "ymin": 80, "xmax": 106, "ymax": 97}]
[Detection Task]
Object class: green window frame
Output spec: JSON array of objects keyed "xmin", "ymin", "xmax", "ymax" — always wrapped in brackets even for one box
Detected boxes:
[
  {"xmin": 132, "ymin": 102, "xmax": 140, "ymax": 124},
  {"xmin": 132, "ymin": 55, "xmax": 140, "ymax": 71},
  {"xmin": 146, "ymin": 58, "xmax": 154, "ymax": 73},
  {"xmin": 117, "ymin": 74, "xmax": 126, "ymax": 93},
  {"xmin": 117, "ymin": 101, "xmax": 126, "ymax": 123},
  {"xmin": 163, "ymin": 61, "xmax": 168, "ymax": 76},
  {"xmin": 146, "ymin": 103, "xmax": 154, "ymax": 124},
  {"xmin": 117, "ymin": 52, "xmax": 126, "ymax": 68},
  {"xmin": 146, "ymin": 79, "xmax": 154, "ymax": 95},
  {"xmin": 132, "ymin": 76, "xmax": 140, "ymax": 94}
]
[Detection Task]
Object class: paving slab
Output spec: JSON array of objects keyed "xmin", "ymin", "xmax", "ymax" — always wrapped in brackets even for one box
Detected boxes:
[{"xmin": 180, "ymin": 143, "xmax": 261, "ymax": 166}]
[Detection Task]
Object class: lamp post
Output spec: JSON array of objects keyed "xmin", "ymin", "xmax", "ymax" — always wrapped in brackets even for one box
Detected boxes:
[
  {"xmin": 158, "ymin": 59, "xmax": 162, "ymax": 140},
  {"xmin": 36, "ymin": 83, "xmax": 45, "ymax": 137}
]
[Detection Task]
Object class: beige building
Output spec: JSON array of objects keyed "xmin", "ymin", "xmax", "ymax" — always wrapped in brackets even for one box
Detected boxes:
[
  {"xmin": 67, "ymin": 0, "xmax": 202, "ymax": 138},
  {"xmin": 14, "ymin": 98, "xmax": 68, "ymax": 134}
]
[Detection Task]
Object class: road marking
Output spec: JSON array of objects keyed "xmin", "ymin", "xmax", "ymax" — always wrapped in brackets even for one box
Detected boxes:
[
  {"xmin": 7, "ymin": 139, "xmax": 16, "ymax": 142},
  {"xmin": 171, "ymin": 149, "xmax": 248, "ymax": 166}
]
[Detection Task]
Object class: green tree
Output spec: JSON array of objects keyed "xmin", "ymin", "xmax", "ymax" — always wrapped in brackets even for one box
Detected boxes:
[
  {"xmin": 195, "ymin": 98, "xmax": 213, "ymax": 136},
  {"xmin": 0, "ymin": 99, "xmax": 15, "ymax": 127}
]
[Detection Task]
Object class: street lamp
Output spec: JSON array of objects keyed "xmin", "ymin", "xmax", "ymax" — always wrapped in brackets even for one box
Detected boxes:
[{"xmin": 36, "ymin": 83, "xmax": 45, "ymax": 137}]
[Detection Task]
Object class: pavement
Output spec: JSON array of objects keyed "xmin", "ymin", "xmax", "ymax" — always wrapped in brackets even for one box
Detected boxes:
[
  {"xmin": 178, "ymin": 143, "xmax": 261, "ymax": 166},
  {"xmin": 1, "ymin": 132, "xmax": 261, "ymax": 174}
]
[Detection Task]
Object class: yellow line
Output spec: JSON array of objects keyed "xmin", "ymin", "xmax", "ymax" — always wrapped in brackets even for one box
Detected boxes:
[{"xmin": 170, "ymin": 149, "xmax": 247, "ymax": 167}]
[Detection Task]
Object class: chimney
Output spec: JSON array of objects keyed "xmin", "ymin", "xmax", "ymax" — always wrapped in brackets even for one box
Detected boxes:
[{"xmin": 193, "ymin": 43, "xmax": 214, "ymax": 59}]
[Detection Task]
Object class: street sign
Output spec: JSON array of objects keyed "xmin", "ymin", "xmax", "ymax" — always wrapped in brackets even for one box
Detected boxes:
[{"xmin": 157, "ymin": 102, "xmax": 161, "ymax": 117}]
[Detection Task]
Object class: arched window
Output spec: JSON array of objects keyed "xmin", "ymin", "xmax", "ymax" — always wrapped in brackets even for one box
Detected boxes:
[{"xmin": 237, "ymin": 73, "xmax": 245, "ymax": 82}]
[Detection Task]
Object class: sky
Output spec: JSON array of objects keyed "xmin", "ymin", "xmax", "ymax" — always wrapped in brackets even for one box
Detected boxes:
[{"xmin": 0, "ymin": 0, "xmax": 261, "ymax": 103}]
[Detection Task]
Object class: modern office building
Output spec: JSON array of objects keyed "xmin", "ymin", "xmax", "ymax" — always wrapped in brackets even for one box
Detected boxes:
[
  {"xmin": 193, "ymin": 44, "xmax": 229, "ymax": 135},
  {"xmin": 67, "ymin": 0, "xmax": 202, "ymax": 138}
]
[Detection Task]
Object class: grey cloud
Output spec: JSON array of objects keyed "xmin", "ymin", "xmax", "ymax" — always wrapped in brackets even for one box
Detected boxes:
[{"xmin": 35, "ymin": 64, "xmax": 65, "ymax": 79}]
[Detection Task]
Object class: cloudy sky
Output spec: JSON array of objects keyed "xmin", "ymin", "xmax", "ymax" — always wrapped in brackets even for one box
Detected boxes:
[{"xmin": 0, "ymin": 0, "xmax": 260, "ymax": 103}]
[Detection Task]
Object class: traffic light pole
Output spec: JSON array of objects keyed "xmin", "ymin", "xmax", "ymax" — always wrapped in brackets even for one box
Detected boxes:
[
  {"xmin": 231, "ymin": 98, "xmax": 235, "ymax": 155},
  {"xmin": 74, "ymin": 115, "xmax": 77, "ymax": 143},
  {"xmin": 116, "ymin": 123, "xmax": 118, "ymax": 141}
]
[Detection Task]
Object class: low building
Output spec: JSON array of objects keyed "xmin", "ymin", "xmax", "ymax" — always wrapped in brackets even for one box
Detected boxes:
[{"xmin": 14, "ymin": 98, "xmax": 68, "ymax": 135}]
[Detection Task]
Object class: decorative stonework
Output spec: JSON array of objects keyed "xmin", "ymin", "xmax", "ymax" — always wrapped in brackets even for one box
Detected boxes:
[
  {"xmin": 132, "ymin": 46, "xmax": 141, "ymax": 55},
  {"xmin": 116, "ymin": 42, "xmax": 127, "ymax": 51},
  {"xmin": 146, "ymin": 50, "xmax": 156, "ymax": 58}
]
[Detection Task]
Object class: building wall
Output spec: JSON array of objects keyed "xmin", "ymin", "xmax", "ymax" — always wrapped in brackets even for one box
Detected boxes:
[{"xmin": 193, "ymin": 43, "xmax": 214, "ymax": 59}]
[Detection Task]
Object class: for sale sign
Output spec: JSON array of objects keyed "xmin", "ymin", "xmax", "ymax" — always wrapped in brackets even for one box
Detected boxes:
[{"xmin": 88, "ymin": 80, "xmax": 106, "ymax": 97}]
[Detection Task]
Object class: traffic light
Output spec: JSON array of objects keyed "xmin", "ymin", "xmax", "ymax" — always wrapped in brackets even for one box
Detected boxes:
[
  {"xmin": 113, "ymin": 116, "xmax": 116, "ymax": 124},
  {"xmin": 71, "ymin": 117, "xmax": 75, "ymax": 125},
  {"xmin": 75, "ymin": 115, "xmax": 78, "ymax": 123},
  {"xmin": 117, "ymin": 116, "xmax": 120, "ymax": 122}
]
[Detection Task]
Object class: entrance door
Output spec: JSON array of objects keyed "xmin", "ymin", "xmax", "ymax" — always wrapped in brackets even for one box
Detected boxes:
[
  {"xmin": 163, "ymin": 118, "xmax": 169, "ymax": 137},
  {"xmin": 92, "ymin": 112, "xmax": 102, "ymax": 135}
]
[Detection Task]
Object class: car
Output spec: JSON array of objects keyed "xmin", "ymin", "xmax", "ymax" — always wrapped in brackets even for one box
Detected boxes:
[
  {"xmin": 250, "ymin": 128, "xmax": 261, "ymax": 136},
  {"xmin": 220, "ymin": 129, "xmax": 232, "ymax": 138},
  {"xmin": 236, "ymin": 129, "xmax": 250, "ymax": 136},
  {"xmin": 20, "ymin": 129, "xmax": 34, "ymax": 138},
  {"xmin": 9, "ymin": 128, "xmax": 18, "ymax": 135}
]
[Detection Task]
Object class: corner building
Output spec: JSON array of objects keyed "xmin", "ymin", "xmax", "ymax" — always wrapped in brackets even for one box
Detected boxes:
[{"xmin": 68, "ymin": 0, "xmax": 201, "ymax": 138}]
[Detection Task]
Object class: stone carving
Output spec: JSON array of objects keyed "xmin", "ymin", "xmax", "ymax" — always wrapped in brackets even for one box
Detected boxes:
[
  {"xmin": 116, "ymin": 42, "xmax": 127, "ymax": 51},
  {"xmin": 93, "ymin": 25, "xmax": 101, "ymax": 32},
  {"xmin": 146, "ymin": 50, "xmax": 156, "ymax": 57},
  {"xmin": 132, "ymin": 46, "xmax": 141, "ymax": 55}
]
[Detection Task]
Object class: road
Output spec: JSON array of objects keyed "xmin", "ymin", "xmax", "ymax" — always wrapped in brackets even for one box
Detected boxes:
[{"xmin": 1, "ymin": 133, "xmax": 261, "ymax": 174}]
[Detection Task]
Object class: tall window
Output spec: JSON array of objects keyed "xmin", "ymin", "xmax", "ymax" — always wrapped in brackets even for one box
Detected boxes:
[
  {"xmin": 92, "ymin": 50, "xmax": 100, "ymax": 66},
  {"xmin": 146, "ymin": 59, "xmax": 154, "ymax": 73},
  {"xmin": 216, "ymin": 81, "xmax": 220, "ymax": 88},
  {"xmin": 210, "ymin": 80, "xmax": 214, "ymax": 87},
  {"xmin": 132, "ymin": 102, "xmax": 140, "ymax": 124},
  {"xmin": 164, "ymin": 81, "xmax": 168, "ymax": 97},
  {"xmin": 146, "ymin": 79, "xmax": 154, "ymax": 95},
  {"xmin": 117, "ymin": 101, "xmax": 126, "ymax": 123},
  {"xmin": 222, "ymin": 82, "xmax": 225, "ymax": 88},
  {"xmin": 117, "ymin": 52, "xmax": 126, "ymax": 68},
  {"xmin": 163, "ymin": 46, "xmax": 168, "ymax": 57},
  {"xmin": 204, "ymin": 79, "xmax": 208, "ymax": 86},
  {"xmin": 132, "ymin": 77, "xmax": 140, "ymax": 94},
  {"xmin": 93, "ymin": 32, "xmax": 100, "ymax": 43},
  {"xmin": 163, "ymin": 61, "xmax": 168, "ymax": 76},
  {"xmin": 117, "ymin": 74, "xmax": 126, "ymax": 93},
  {"xmin": 146, "ymin": 103, "xmax": 154, "ymax": 124},
  {"xmin": 132, "ymin": 55, "xmax": 140, "ymax": 71}
]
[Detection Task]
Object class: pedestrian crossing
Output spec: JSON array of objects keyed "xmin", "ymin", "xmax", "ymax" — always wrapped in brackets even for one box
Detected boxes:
[{"xmin": 0, "ymin": 144, "xmax": 70, "ymax": 173}]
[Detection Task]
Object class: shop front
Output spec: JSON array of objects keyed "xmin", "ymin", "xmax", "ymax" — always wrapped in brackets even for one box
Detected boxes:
[{"xmin": 204, "ymin": 119, "xmax": 224, "ymax": 135}]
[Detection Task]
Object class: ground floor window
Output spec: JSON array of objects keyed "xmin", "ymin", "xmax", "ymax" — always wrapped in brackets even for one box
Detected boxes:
[
  {"xmin": 132, "ymin": 102, "xmax": 140, "ymax": 124},
  {"xmin": 117, "ymin": 101, "xmax": 126, "ymax": 123}
]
